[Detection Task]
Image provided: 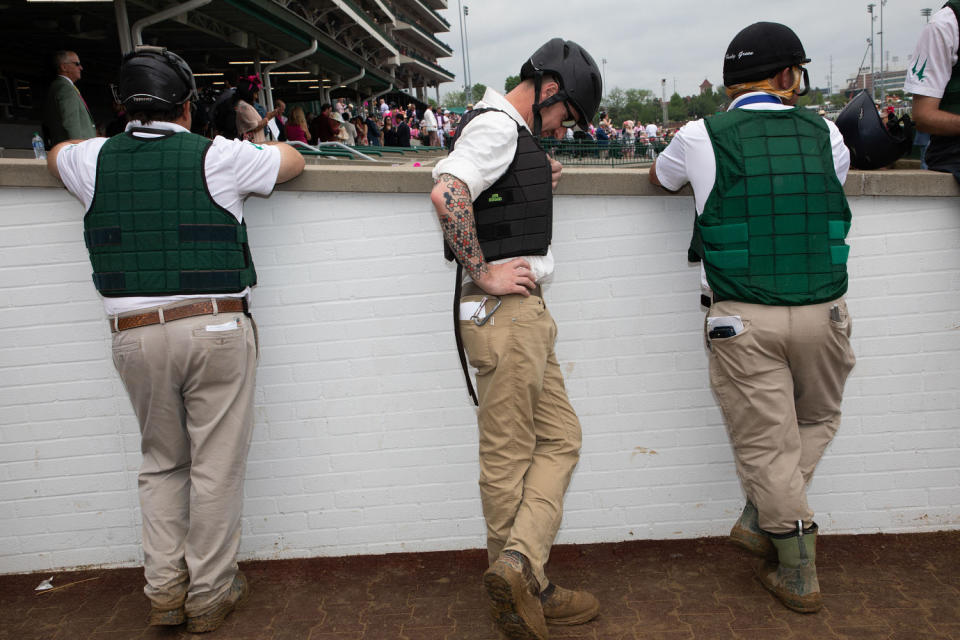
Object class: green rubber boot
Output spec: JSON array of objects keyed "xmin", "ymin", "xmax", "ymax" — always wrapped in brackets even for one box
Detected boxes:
[
  {"xmin": 729, "ymin": 501, "xmax": 776, "ymax": 560},
  {"xmin": 755, "ymin": 522, "xmax": 822, "ymax": 613}
]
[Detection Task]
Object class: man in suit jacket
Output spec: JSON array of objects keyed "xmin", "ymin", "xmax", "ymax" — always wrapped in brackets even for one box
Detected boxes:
[
  {"xmin": 43, "ymin": 50, "xmax": 96, "ymax": 146},
  {"xmin": 396, "ymin": 118, "xmax": 411, "ymax": 147}
]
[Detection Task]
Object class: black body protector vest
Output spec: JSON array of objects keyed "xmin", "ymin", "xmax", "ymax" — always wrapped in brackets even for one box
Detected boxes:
[
  {"xmin": 443, "ymin": 108, "xmax": 553, "ymax": 263},
  {"xmin": 443, "ymin": 108, "xmax": 553, "ymax": 406}
]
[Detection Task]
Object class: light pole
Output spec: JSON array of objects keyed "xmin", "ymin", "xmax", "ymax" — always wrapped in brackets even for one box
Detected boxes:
[
  {"xmin": 601, "ymin": 58, "xmax": 607, "ymax": 102},
  {"xmin": 879, "ymin": 0, "xmax": 887, "ymax": 106},
  {"xmin": 828, "ymin": 55, "xmax": 833, "ymax": 102},
  {"xmin": 463, "ymin": 5, "xmax": 472, "ymax": 103},
  {"xmin": 457, "ymin": 0, "xmax": 468, "ymax": 103},
  {"xmin": 921, "ymin": 7, "xmax": 932, "ymax": 22},
  {"xmin": 661, "ymin": 78, "xmax": 667, "ymax": 125},
  {"xmin": 867, "ymin": 3, "xmax": 876, "ymax": 102}
]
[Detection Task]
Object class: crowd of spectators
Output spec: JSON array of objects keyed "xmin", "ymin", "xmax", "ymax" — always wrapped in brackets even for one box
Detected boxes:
[
  {"xmin": 523, "ymin": 109, "xmax": 677, "ymax": 162},
  {"xmin": 196, "ymin": 79, "xmax": 458, "ymax": 150},
  {"xmin": 192, "ymin": 73, "xmax": 675, "ymax": 158},
  {"xmin": 568, "ymin": 110, "xmax": 675, "ymax": 147},
  {"xmin": 300, "ymin": 97, "xmax": 463, "ymax": 148}
]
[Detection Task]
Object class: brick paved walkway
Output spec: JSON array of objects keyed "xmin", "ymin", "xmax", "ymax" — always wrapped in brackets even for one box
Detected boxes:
[{"xmin": 1, "ymin": 532, "xmax": 957, "ymax": 639}]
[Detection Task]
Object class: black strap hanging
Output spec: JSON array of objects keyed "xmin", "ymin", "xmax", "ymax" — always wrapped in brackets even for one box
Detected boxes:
[{"xmin": 452, "ymin": 263, "xmax": 479, "ymax": 406}]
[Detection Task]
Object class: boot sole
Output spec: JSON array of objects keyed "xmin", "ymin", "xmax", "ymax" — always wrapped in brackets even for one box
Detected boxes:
[
  {"xmin": 729, "ymin": 524, "xmax": 776, "ymax": 560},
  {"xmin": 482, "ymin": 570, "xmax": 547, "ymax": 640},
  {"xmin": 186, "ymin": 575, "xmax": 250, "ymax": 633},
  {"xmin": 753, "ymin": 564, "xmax": 823, "ymax": 613},
  {"xmin": 147, "ymin": 607, "xmax": 185, "ymax": 626},
  {"xmin": 545, "ymin": 604, "xmax": 600, "ymax": 626}
]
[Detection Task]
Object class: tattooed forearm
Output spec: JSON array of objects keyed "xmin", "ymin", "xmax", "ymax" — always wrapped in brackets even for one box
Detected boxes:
[{"xmin": 435, "ymin": 173, "xmax": 488, "ymax": 280}]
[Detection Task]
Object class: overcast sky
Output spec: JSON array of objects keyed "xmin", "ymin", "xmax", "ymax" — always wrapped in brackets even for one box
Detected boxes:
[{"xmin": 433, "ymin": 0, "xmax": 934, "ymax": 101}]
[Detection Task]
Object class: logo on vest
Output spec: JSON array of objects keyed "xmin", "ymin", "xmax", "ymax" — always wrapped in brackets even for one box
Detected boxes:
[{"xmin": 487, "ymin": 193, "xmax": 503, "ymax": 203}]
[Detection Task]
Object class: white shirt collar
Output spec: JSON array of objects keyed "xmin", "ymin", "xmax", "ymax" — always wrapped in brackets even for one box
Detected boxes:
[
  {"xmin": 124, "ymin": 120, "xmax": 190, "ymax": 136},
  {"xmin": 476, "ymin": 87, "xmax": 530, "ymax": 132},
  {"xmin": 728, "ymin": 91, "xmax": 786, "ymax": 110},
  {"xmin": 58, "ymin": 74, "xmax": 75, "ymax": 85}
]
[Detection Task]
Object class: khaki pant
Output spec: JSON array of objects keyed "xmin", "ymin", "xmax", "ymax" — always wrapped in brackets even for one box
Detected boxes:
[
  {"xmin": 111, "ymin": 302, "xmax": 258, "ymax": 616},
  {"xmin": 708, "ymin": 298, "xmax": 855, "ymax": 534},
  {"xmin": 460, "ymin": 291, "xmax": 582, "ymax": 589}
]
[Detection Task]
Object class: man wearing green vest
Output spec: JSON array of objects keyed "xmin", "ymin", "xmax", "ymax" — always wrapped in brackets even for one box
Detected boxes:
[
  {"xmin": 46, "ymin": 47, "xmax": 304, "ymax": 633},
  {"xmin": 905, "ymin": 1, "xmax": 960, "ymax": 185},
  {"xmin": 650, "ymin": 22, "xmax": 856, "ymax": 613}
]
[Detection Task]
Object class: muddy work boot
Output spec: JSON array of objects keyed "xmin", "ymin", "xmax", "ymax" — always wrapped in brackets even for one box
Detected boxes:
[
  {"xmin": 482, "ymin": 551, "xmax": 548, "ymax": 640},
  {"xmin": 540, "ymin": 583, "xmax": 599, "ymax": 626},
  {"xmin": 186, "ymin": 571, "xmax": 249, "ymax": 633},
  {"xmin": 755, "ymin": 522, "xmax": 822, "ymax": 613},
  {"xmin": 729, "ymin": 501, "xmax": 776, "ymax": 560},
  {"xmin": 147, "ymin": 603, "xmax": 185, "ymax": 627}
]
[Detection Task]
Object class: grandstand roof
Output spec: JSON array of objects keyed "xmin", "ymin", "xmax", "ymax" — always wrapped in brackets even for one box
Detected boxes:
[{"xmin": 0, "ymin": 0, "xmax": 454, "ymax": 110}]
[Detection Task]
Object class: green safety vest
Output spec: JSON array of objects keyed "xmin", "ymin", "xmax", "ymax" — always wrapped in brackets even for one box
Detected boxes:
[
  {"xmin": 84, "ymin": 129, "xmax": 257, "ymax": 297},
  {"xmin": 689, "ymin": 107, "xmax": 851, "ymax": 306},
  {"xmin": 940, "ymin": 0, "xmax": 960, "ymax": 115}
]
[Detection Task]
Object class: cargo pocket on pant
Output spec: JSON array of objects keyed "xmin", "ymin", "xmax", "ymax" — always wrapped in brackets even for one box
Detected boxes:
[
  {"xmin": 829, "ymin": 299, "xmax": 852, "ymax": 338},
  {"xmin": 191, "ymin": 316, "xmax": 250, "ymax": 382},
  {"xmin": 828, "ymin": 299, "xmax": 856, "ymax": 374},
  {"xmin": 460, "ymin": 296, "xmax": 498, "ymax": 375},
  {"xmin": 460, "ymin": 320, "xmax": 494, "ymax": 376},
  {"xmin": 112, "ymin": 335, "xmax": 143, "ymax": 375}
]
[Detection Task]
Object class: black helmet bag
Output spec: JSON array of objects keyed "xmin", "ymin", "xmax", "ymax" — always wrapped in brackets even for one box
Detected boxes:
[{"xmin": 836, "ymin": 91, "xmax": 914, "ymax": 170}]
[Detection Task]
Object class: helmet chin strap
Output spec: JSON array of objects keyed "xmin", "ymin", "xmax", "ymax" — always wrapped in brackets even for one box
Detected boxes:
[
  {"xmin": 530, "ymin": 71, "xmax": 569, "ymax": 136},
  {"xmin": 532, "ymin": 72, "xmax": 544, "ymax": 137},
  {"xmin": 725, "ymin": 65, "xmax": 810, "ymax": 101}
]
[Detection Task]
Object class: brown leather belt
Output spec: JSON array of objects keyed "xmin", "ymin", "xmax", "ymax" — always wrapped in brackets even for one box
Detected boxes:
[
  {"xmin": 461, "ymin": 282, "xmax": 543, "ymax": 298},
  {"xmin": 110, "ymin": 298, "xmax": 246, "ymax": 333}
]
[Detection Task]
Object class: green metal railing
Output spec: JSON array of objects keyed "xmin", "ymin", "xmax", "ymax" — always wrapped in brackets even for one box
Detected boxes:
[
  {"xmin": 539, "ymin": 138, "xmax": 667, "ymax": 167},
  {"xmin": 293, "ymin": 141, "xmax": 447, "ymax": 161}
]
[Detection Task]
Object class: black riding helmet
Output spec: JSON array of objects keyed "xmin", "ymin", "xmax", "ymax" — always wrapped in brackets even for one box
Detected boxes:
[
  {"xmin": 723, "ymin": 22, "xmax": 811, "ymax": 90},
  {"xmin": 836, "ymin": 91, "xmax": 915, "ymax": 170},
  {"xmin": 115, "ymin": 45, "xmax": 197, "ymax": 111},
  {"xmin": 520, "ymin": 38, "xmax": 602, "ymax": 136}
]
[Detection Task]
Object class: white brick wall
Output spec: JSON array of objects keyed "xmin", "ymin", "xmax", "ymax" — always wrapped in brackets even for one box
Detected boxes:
[{"xmin": 0, "ymin": 186, "xmax": 957, "ymax": 574}]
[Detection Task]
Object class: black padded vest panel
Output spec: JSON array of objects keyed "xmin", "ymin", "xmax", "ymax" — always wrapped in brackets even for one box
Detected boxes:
[
  {"xmin": 84, "ymin": 129, "xmax": 257, "ymax": 297},
  {"xmin": 443, "ymin": 108, "xmax": 552, "ymax": 262}
]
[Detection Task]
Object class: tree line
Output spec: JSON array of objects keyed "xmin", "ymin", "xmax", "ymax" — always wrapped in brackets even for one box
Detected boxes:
[
  {"xmin": 439, "ymin": 76, "xmax": 869, "ymax": 125},
  {"xmin": 440, "ymin": 75, "xmax": 728, "ymax": 125}
]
